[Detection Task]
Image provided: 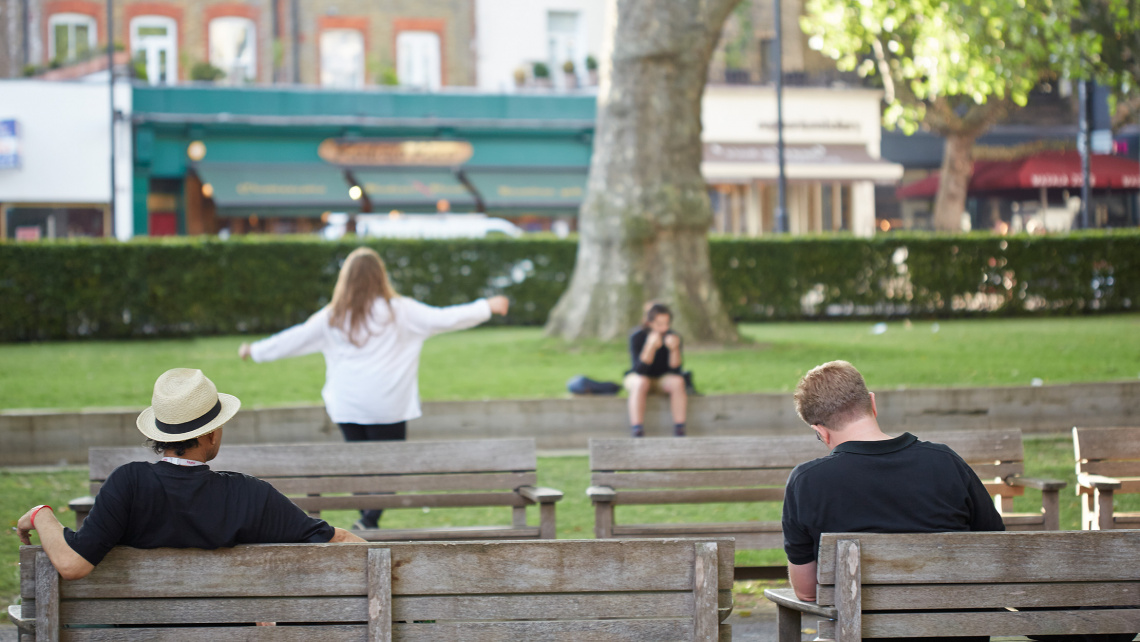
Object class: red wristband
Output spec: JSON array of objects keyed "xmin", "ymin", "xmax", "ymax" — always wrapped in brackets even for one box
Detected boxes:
[{"xmin": 30, "ymin": 505, "xmax": 53, "ymax": 528}]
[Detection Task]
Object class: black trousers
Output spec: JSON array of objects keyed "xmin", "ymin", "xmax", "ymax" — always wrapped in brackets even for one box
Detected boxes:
[{"xmin": 337, "ymin": 421, "xmax": 407, "ymax": 527}]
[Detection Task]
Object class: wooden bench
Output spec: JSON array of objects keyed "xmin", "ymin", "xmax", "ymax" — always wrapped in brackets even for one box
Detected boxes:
[
  {"xmin": 764, "ymin": 530, "xmax": 1140, "ymax": 641},
  {"xmin": 587, "ymin": 430, "xmax": 1066, "ymax": 570},
  {"xmin": 1074, "ymin": 426, "xmax": 1140, "ymax": 530},
  {"xmin": 71, "ymin": 439, "xmax": 563, "ymax": 541},
  {"xmin": 10, "ymin": 538, "xmax": 735, "ymax": 641}
]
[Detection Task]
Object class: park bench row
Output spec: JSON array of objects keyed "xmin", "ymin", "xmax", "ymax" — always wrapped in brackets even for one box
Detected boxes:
[
  {"xmin": 70, "ymin": 427, "xmax": 1138, "ymax": 553},
  {"xmin": 11, "ymin": 538, "xmax": 735, "ymax": 641}
]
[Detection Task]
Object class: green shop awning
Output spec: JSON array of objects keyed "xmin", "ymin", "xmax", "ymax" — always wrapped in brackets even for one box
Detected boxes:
[
  {"xmin": 193, "ymin": 163, "xmax": 359, "ymax": 217},
  {"xmin": 351, "ymin": 168, "xmax": 477, "ymax": 211},
  {"xmin": 465, "ymin": 168, "xmax": 587, "ymax": 215}
]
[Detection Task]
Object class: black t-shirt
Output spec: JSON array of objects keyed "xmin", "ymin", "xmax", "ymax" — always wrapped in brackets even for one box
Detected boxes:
[
  {"xmin": 64, "ymin": 461, "xmax": 335, "ymax": 566},
  {"xmin": 782, "ymin": 433, "xmax": 1005, "ymax": 565},
  {"xmin": 627, "ymin": 327, "xmax": 682, "ymax": 377}
]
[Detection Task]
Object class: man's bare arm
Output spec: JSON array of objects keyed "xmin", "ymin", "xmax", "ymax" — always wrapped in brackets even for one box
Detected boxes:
[
  {"xmin": 17, "ymin": 507, "xmax": 96, "ymax": 580},
  {"xmin": 788, "ymin": 560, "xmax": 817, "ymax": 601},
  {"xmin": 329, "ymin": 527, "xmax": 366, "ymax": 543}
]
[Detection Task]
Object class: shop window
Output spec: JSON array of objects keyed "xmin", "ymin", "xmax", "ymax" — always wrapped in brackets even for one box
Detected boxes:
[
  {"xmin": 396, "ymin": 30, "xmax": 441, "ymax": 90},
  {"xmin": 209, "ymin": 16, "xmax": 256, "ymax": 84},
  {"xmin": 5, "ymin": 206, "xmax": 104, "ymax": 240},
  {"xmin": 49, "ymin": 13, "xmax": 97, "ymax": 63},
  {"xmin": 131, "ymin": 16, "xmax": 178, "ymax": 85},
  {"xmin": 547, "ymin": 11, "xmax": 582, "ymax": 89},
  {"xmin": 149, "ymin": 212, "xmax": 177, "ymax": 236},
  {"xmin": 320, "ymin": 29, "xmax": 365, "ymax": 88}
]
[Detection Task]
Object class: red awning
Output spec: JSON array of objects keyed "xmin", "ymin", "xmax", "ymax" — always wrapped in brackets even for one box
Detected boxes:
[{"xmin": 896, "ymin": 151, "xmax": 1140, "ymax": 199}]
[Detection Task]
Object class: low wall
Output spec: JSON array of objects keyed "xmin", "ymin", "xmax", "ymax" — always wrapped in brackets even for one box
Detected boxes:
[{"xmin": 2, "ymin": 381, "xmax": 1137, "ymax": 466}]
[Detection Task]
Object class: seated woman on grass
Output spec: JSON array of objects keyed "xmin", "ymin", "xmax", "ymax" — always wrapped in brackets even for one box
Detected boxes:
[{"xmin": 624, "ymin": 303, "xmax": 686, "ymax": 438}]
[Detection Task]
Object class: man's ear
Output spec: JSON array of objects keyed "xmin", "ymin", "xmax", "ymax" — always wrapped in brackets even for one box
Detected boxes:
[
  {"xmin": 870, "ymin": 391, "xmax": 878, "ymax": 418},
  {"xmin": 811, "ymin": 424, "xmax": 828, "ymax": 446}
]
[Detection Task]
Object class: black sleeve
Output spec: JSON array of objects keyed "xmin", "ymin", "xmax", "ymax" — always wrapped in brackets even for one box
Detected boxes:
[
  {"xmin": 629, "ymin": 330, "xmax": 652, "ymax": 375},
  {"xmin": 782, "ymin": 469, "xmax": 818, "ymax": 565},
  {"xmin": 63, "ymin": 464, "xmax": 134, "ymax": 566},
  {"xmin": 960, "ymin": 457, "xmax": 1006, "ymax": 532},
  {"xmin": 249, "ymin": 478, "xmax": 336, "ymax": 544}
]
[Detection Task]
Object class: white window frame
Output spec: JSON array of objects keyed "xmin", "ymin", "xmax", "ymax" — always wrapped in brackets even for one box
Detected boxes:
[
  {"xmin": 396, "ymin": 30, "xmax": 441, "ymax": 90},
  {"xmin": 209, "ymin": 16, "xmax": 257, "ymax": 84},
  {"xmin": 130, "ymin": 15, "xmax": 178, "ymax": 85},
  {"xmin": 319, "ymin": 28, "xmax": 365, "ymax": 89},
  {"xmin": 48, "ymin": 13, "xmax": 97, "ymax": 63},
  {"xmin": 546, "ymin": 10, "xmax": 585, "ymax": 90}
]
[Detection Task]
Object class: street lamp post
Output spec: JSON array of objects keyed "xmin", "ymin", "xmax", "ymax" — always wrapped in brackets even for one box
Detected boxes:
[
  {"xmin": 773, "ymin": 0, "xmax": 789, "ymax": 233},
  {"xmin": 107, "ymin": 0, "xmax": 116, "ymax": 233}
]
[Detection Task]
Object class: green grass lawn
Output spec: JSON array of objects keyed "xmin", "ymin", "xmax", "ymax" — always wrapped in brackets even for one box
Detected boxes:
[
  {"xmin": 3, "ymin": 435, "xmax": 1139, "ymax": 613},
  {"xmin": 1, "ymin": 315, "xmax": 1138, "ymax": 410}
]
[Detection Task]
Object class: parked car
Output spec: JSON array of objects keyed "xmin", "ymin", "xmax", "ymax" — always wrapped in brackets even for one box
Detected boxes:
[{"xmin": 322, "ymin": 213, "xmax": 524, "ymax": 240}]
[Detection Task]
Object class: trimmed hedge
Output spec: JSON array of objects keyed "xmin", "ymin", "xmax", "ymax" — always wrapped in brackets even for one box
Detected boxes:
[{"xmin": 0, "ymin": 232, "xmax": 1137, "ymax": 341}]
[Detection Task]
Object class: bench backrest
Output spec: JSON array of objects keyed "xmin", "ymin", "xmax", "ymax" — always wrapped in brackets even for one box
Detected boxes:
[
  {"xmin": 815, "ymin": 530, "xmax": 1140, "ymax": 640},
  {"xmin": 590, "ymin": 429, "xmax": 1027, "ymax": 503},
  {"xmin": 20, "ymin": 538, "xmax": 735, "ymax": 640},
  {"xmin": 1074, "ymin": 426, "xmax": 1140, "ymax": 483},
  {"xmin": 88, "ymin": 439, "xmax": 540, "ymax": 514}
]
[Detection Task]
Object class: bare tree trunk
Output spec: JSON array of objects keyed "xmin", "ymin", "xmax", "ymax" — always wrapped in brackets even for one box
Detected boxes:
[
  {"xmin": 932, "ymin": 132, "xmax": 977, "ymax": 232},
  {"xmin": 545, "ymin": 0, "xmax": 741, "ymax": 344}
]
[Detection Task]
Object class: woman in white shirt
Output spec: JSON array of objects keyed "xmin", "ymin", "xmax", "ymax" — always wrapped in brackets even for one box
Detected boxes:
[{"xmin": 239, "ymin": 246, "xmax": 509, "ymax": 528}]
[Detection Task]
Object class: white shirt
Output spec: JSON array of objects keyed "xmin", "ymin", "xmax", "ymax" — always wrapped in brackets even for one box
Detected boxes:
[{"xmin": 250, "ymin": 297, "xmax": 492, "ymax": 424}]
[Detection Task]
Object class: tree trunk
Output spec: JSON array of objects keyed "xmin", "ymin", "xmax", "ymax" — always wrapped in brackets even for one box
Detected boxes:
[
  {"xmin": 932, "ymin": 132, "xmax": 977, "ymax": 232},
  {"xmin": 545, "ymin": 0, "xmax": 741, "ymax": 344}
]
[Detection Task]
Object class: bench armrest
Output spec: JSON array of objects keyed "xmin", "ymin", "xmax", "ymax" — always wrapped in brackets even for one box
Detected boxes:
[
  {"xmin": 70, "ymin": 495, "xmax": 95, "ymax": 512},
  {"xmin": 762, "ymin": 588, "xmax": 838, "ymax": 619},
  {"xmin": 1006, "ymin": 475, "xmax": 1068, "ymax": 491},
  {"xmin": 517, "ymin": 486, "xmax": 564, "ymax": 504},
  {"xmin": 1077, "ymin": 473, "xmax": 1123, "ymax": 491},
  {"xmin": 8, "ymin": 604, "xmax": 33, "ymax": 635},
  {"xmin": 586, "ymin": 485, "xmax": 616, "ymax": 503}
]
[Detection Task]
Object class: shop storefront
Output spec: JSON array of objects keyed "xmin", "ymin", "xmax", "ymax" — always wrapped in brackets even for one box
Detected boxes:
[
  {"xmin": 0, "ymin": 80, "xmax": 132, "ymax": 240},
  {"xmin": 132, "ymin": 86, "xmax": 595, "ymax": 236},
  {"xmin": 701, "ymin": 86, "xmax": 903, "ymax": 237}
]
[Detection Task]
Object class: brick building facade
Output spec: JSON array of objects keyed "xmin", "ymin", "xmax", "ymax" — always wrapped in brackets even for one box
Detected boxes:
[{"xmin": 2, "ymin": 0, "xmax": 475, "ymax": 86}]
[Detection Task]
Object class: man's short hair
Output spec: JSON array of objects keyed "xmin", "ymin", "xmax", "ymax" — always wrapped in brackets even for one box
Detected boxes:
[
  {"xmin": 794, "ymin": 360, "xmax": 874, "ymax": 429},
  {"xmin": 147, "ymin": 437, "xmax": 199, "ymax": 456}
]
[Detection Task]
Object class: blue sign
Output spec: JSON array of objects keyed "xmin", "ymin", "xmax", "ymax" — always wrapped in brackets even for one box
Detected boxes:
[{"xmin": 0, "ymin": 119, "xmax": 19, "ymax": 170}]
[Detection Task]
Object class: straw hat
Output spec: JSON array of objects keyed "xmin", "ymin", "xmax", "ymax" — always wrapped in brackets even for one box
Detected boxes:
[{"xmin": 136, "ymin": 369, "xmax": 241, "ymax": 442}]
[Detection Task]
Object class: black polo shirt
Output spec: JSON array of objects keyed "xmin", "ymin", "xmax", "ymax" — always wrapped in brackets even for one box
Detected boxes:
[
  {"xmin": 782, "ymin": 433, "xmax": 1005, "ymax": 565},
  {"xmin": 64, "ymin": 461, "xmax": 335, "ymax": 566}
]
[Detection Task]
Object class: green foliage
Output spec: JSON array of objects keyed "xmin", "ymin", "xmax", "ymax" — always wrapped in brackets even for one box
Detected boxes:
[
  {"xmin": 1, "ymin": 233, "xmax": 1139, "ymax": 342},
  {"xmin": 189, "ymin": 61, "xmax": 226, "ymax": 82},
  {"xmin": 378, "ymin": 65, "xmax": 399, "ymax": 86},
  {"xmin": 800, "ymin": 0, "xmax": 1061, "ymax": 132},
  {"xmin": 586, "ymin": 55, "xmax": 598, "ymax": 72},
  {"xmin": 532, "ymin": 62, "xmax": 550, "ymax": 79}
]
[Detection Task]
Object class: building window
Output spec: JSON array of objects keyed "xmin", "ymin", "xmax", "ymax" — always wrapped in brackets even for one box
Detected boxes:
[
  {"xmin": 49, "ymin": 13, "xmax": 97, "ymax": 63},
  {"xmin": 131, "ymin": 16, "xmax": 178, "ymax": 85},
  {"xmin": 396, "ymin": 30, "xmax": 441, "ymax": 90},
  {"xmin": 209, "ymin": 17, "xmax": 256, "ymax": 83},
  {"xmin": 320, "ymin": 28, "xmax": 364, "ymax": 88},
  {"xmin": 547, "ymin": 11, "xmax": 582, "ymax": 89}
]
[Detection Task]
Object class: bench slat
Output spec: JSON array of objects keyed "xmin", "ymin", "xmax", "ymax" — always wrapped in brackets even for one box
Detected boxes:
[
  {"xmin": 1078, "ymin": 461, "xmax": 1140, "ymax": 477},
  {"xmin": 269, "ymin": 472, "xmax": 537, "ymax": 494},
  {"xmin": 609, "ymin": 488, "xmax": 785, "ymax": 505},
  {"xmin": 1074, "ymin": 427, "xmax": 1140, "ymax": 461},
  {"xmin": 61, "ymin": 597, "xmax": 368, "ymax": 624},
  {"xmin": 819, "ymin": 581, "xmax": 1140, "ymax": 610},
  {"xmin": 29, "ymin": 540, "xmax": 733, "ymax": 600},
  {"xmin": 354, "ymin": 526, "xmax": 540, "ymax": 541},
  {"xmin": 590, "ymin": 436, "xmax": 825, "ymax": 470},
  {"xmin": 393, "ymin": 592, "xmax": 694, "ymax": 620},
  {"xmin": 291, "ymin": 492, "xmax": 527, "ymax": 511},
  {"xmin": 921, "ymin": 430, "xmax": 1024, "ymax": 461},
  {"xmin": 863, "ymin": 608, "xmax": 1140, "ymax": 638},
  {"xmin": 63, "ymin": 624, "xmax": 366, "ymax": 641},
  {"xmin": 592, "ymin": 469, "xmax": 794, "ymax": 489},
  {"xmin": 88, "ymin": 439, "xmax": 539, "ymax": 479},
  {"xmin": 388, "ymin": 619, "xmax": 694, "ymax": 641},
  {"xmin": 817, "ymin": 531, "xmax": 1140, "ymax": 584}
]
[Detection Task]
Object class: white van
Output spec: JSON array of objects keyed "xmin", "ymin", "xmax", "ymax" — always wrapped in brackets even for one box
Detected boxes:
[{"xmin": 322, "ymin": 213, "xmax": 523, "ymax": 240}]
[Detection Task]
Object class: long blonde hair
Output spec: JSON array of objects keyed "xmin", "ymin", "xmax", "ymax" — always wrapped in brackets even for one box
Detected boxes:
[{"xmin": 329, "ymin": 247, "xmax": 399, "ymax": 347}]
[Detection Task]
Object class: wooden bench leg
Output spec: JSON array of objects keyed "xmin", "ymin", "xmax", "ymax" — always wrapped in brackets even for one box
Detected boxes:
[
  {"xmin": 35, "ymin": 552, "xmax": 59, "ymax": 642},
  {"xmin": 366, "ymin": 548, "xmax": 392, "ymax": 642},
  {"xmin": 1095, "ymin": 488, "xmax": 1115, "ymax": 530},
  {"xmin": 1041, "ymin": 488, "xmax": 1060, "ymax": 531},
  {"xmin": 835, "ymin": 539, "xmax": 862, "ymax": 642},
  {"xmin": 776, "ymin": 604, "xmax": 802, "ymax": 642},
  {"xmin": 594, "ymin": 501, "xmax": 614, "ymax": 539},
  {"xmin": 693, "ymin": 542, "xmax": 719, "ymax": 641},
  {"xmin": 538, "ymin": 502, "xmax": 557, "ymax": 539}
]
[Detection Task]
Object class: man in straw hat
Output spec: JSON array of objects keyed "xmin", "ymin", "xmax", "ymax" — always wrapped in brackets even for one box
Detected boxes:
[{"xmin": 17, "ymin": 368, "xmax": 364, "ymax": 580}]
